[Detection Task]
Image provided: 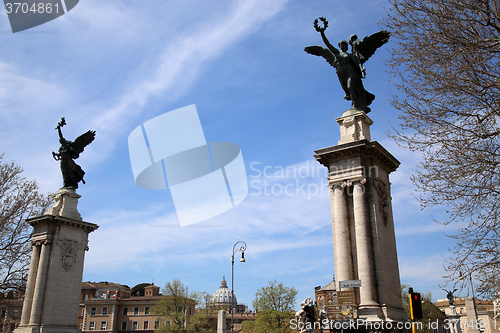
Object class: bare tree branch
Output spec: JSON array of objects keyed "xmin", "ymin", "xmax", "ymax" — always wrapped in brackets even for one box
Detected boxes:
[{"xmin": 384, "ymin": 0, "xmax": 500, "ymax": 298}]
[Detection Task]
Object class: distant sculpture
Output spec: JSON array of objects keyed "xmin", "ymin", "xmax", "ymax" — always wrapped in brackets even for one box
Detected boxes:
[
  {"xmin": 52, "ymin": 117, "xmax": 96, "ymax": 190},
  {"xmin": 305, "ymin": 17, "xmax": 390, "ymax": 113},
  {"xmin": 295, "ymin": 297, "xmax": 316, "ymax": 333},
  {"xmin": 442, "ymin": 288, "xmax": 458, "ymax": 305}
]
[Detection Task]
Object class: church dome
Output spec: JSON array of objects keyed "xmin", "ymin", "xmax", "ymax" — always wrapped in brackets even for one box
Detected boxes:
[{"xmin": 211, "ymin": 276, "xmax": 237, "ymax": 305}]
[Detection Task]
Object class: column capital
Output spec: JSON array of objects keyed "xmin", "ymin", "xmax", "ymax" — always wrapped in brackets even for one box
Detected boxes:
[{"xmin": 329, "ymin": 177, "xmax": 366, "ymax": 189}]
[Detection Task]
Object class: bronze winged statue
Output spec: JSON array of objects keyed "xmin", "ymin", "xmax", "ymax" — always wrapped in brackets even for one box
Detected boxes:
[
  {"xmin": 442, "ymin": 288, "xmax": 458, "ymax": 305},
  {"xmin": 52, "ymin": 117, "xmax": 96, "ymax": 190},
  {"xmin": 305, "ymin": 17, "xmax": 390, "ymax": 113}
]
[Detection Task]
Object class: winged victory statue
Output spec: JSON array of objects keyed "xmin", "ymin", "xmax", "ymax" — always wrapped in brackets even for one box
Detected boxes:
[
  {"xmin": 52, "ymin": 117, "xmax": 96, "ymax": 190},
  {"xmin": 305, "ymin": 17, "xmax": 390, "ymax": 113}
]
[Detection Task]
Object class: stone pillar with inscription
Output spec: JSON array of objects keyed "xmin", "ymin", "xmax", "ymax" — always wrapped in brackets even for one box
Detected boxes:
[
  {"xmin": 15, "ymin": 188, "xmax": 98, "ymax": 333},
  {"xmin": 314, "ymin": 109, "xmax": 406, "ymax": 321}
]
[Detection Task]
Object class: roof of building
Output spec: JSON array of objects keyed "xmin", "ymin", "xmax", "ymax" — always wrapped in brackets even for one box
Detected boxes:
[
  {"xmin": 434, "ymin": 297, "xmax": 493, "ymax": 308},
  {"xmin": 81, "ymin": 281, "xmax": 130, "ymax": 291},
  {"xmin": 318, "ymin": 280, "xmax": 336, "ymax": 292},
  {"xmin": 211, "ymin": 276, "xmax": 237, "ymax": 305}
]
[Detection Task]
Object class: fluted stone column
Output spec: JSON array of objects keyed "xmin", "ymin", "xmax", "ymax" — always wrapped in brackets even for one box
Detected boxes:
[
  {"xmin": 352, "ymin": 180, "xmax": 378, "ymax": 307},
  {"xmin": 20, "ymin": 244, "xmax": 41, "ymax": 325},
  {"xmin": 332, "ymin": 184, "xmax": 354, "ymax": 289},
  {"xmin": 29, "ymin": 241, "xmax": 51, "ymax": 325}
]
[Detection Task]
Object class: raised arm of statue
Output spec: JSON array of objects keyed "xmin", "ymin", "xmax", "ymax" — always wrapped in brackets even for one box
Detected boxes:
[
  {"xmin": 56, "ymin": 117, "xmax": 66, "ymax": 141},
  {"xmin": 320, "ymin": 30, "xmax": 338, "ymax": 55}
]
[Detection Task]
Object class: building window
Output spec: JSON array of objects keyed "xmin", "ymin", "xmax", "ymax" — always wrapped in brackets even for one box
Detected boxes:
[
  {"xmin": 102, "ymin": 306, "xmax": 108, "ymax": 315},
  {"xmin": 132, "ymin": 321, "xmax": 138, "ymax": 330},
  {"xmin": 143, "ymin": 321, "xmax": 149, "ymax": 330},
  {"xmin": 123, "ymin": 307, "xmax": 128, "ymax": 315},
  {"xmin": 154, "ymin": 320, "xmax": 160, "ymax": 329},
  {"xmin": 121, "ymin": 322, "xmax": 127, "ymax": 330},
  {"xmin": 100, "ymin": 321, "xmax": 107, "ymax": 330},
  {"xmin": 12, "ymin": 309, "xmax": 19, "ymax": 317},
  {"xmin": 90, "ymin": 307, "xmax": 96, "ymax": 316},
  {"xmin": 144, "ymin": 306, "xmax": 150, "ymax": 315},
  {"xmin": 89, "ymin": 321, "xmax": 95, "ymax": 331},
  {"xmin": 134, "ymin": 307, "xmax": 139, "ymax": 315},
  {"xmin": 80, "ymin": 323, "xmax": 84, "ymax": 330}
]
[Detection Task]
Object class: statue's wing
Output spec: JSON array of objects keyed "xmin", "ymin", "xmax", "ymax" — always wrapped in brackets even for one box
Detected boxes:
[
  {"xmin": 357, "ymin": 30, "xmax": 391, "ymax": 64},
  {"xmin": 73, "ymin": 130, "xmax": 96, "ymax": 154},
  {"xmin": 304, "ymin": 45, "xmax": 337, "ymax": 68}
]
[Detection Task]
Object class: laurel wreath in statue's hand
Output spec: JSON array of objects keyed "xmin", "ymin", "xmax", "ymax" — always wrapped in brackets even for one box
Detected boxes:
[{"xmin": 314, "ymin": 17, "xmax": 328, "ymax": 32}]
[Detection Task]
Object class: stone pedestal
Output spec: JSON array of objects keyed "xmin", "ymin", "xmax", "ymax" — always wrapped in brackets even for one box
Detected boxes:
[
  {"xmin": 314, "ymin": 108, "xmax": 406, "ymax": 322},
  {"xmin": 336, "ymin": 109, "xmax": 373, "ymax": 145},
  {"xmin": 217, "ymin": 310, "xmax": 226, "ymax": 333},
  {"xmin": 14, "ymin": 188, "xmax": 98, "ymax": 333},
  {"xmin": 465, "ymin": 298, "xmax": 481, "ymax": 333}
]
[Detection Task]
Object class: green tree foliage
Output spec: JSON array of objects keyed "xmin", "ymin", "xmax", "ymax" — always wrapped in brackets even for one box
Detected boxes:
[
  {"xmin": 384, "ymin": 0, "xmax": 500, "ymax": 298},
  {"xmin": 0, "ymin": 155, "xmax": 51, "ymax": 293},
  {"xmin": 153, "ymin": 279, "xmax": 195, "ymax": 333},
  {"xmin": 242, "ymin": 281, "xmax": 297, "ymax": 333},
  {"xmin": 153, "ymin": 279, "xmax": 218, "ymax": 333},
  {"xmin": 401, "ymin": 285, "xmax": 445, "ymax": 332},
  {"xmin": 131, "ymin": 282, "xmax": 151, "ymax": 296},
  {"xmin": 186, "ymin": 292, "xmax": 224, "ymax": 333}
]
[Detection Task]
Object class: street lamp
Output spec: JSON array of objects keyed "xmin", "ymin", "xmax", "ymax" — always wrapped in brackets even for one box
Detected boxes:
[{"xmin": 231, "ymin": 241, "xmax": 246, "ymax": 333}]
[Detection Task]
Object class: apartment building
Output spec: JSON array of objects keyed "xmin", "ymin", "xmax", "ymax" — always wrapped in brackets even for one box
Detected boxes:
[{"xmin": 79, "ymin": 282, "xmax": 195, "ymax": 332}]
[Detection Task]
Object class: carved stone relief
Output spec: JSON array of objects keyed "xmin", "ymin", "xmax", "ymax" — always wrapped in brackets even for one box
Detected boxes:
[
  {"xmin": 373, "ymin": 178, "xmax": 390, "ymax": 226},
  {"xmin": 55, "ymin": 238, "xmax": 85, "ymax": 271}
]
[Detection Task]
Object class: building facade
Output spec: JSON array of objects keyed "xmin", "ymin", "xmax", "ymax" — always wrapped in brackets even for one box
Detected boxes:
[
  {"xmin": 79, "ymin": 282, "xmax": 195, "ymax": 332},
  {"xmin": 435, "ymin": 297, "xmax": 500, "ymax": 333}
]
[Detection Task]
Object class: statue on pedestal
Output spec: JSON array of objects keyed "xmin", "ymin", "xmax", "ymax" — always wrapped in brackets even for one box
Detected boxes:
[
  {"xmin": 443, "ymin": 288, "xmax": 458, "ymax": 305},
  {"xmin": 305, "ymin": 17, "xmax": 390, "ymax": 113},
  {"xmin": 52, "ymin": 117, "xmax": 95, "ymax": 190}
]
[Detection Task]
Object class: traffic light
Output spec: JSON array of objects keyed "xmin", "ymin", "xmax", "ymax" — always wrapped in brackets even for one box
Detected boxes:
[{"xmin": 409, "ymin": 289, "xmax": 423, "ymax": 320}]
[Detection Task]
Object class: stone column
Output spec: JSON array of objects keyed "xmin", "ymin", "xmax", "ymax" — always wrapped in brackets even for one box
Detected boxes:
[
  {"xmin": 352, "ymin": 180, "xmax": 377, "ymax": 307},
  {"xmin": 14, "ymin": 188, "xmax": 98, "ymax": 333},
  {"xmin": 29, "ymin": 241, "xmax": 51, "ymax": 325},
  {"xmin": 332, "ymin": 184, "xmax": 354, "ymax": 289},
  {"xmin": 217, "ymin": 310, "xmax": 226, "ymax": 333},
  {"xmin": 19, "ymin": 243, "xmax": 41, "ymax": 325}
]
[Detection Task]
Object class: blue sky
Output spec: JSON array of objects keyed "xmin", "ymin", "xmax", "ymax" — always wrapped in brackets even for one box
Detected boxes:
[{"xmin": 0, "ymin": 0, "xmax": 462, "ymax": 309}]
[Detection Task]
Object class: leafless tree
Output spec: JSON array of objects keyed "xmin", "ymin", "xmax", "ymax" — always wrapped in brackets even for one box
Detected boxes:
[
  {"xmin": 0, "ymin": 154, "xmax": 52, "ymax": 293},
  {"xmin": 384, "ymin": 0, "xmax": 500, "ymax": 298}
]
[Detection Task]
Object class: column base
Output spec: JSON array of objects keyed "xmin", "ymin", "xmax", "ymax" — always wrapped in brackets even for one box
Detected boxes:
[
  {"xmin": 14, "ymin": 325, "xmax": 81, "ymax": 333},
  {"xmin": 357, "ymin": 305, "xmax": 384, "ymax": 321}
]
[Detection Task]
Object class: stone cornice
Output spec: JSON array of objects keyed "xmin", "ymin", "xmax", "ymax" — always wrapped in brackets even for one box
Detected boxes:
[
  {"xmin": 313, "ymin": 140, "xmax": 400, "ymax": 173},
  {"xmin": 26, "ymin": 215, "xmax": 99, "ymax": 233}
]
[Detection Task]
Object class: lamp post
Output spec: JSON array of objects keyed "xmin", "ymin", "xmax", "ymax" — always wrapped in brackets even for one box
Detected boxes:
[{"xmin": 231, "ymin": 241, "xmax": 246, "ymax": 333}]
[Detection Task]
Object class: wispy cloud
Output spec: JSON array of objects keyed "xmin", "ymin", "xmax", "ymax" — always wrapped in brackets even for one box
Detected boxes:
[{"xmin": 91, "ymin": 0, "xmax": 288, "ymax": 135}]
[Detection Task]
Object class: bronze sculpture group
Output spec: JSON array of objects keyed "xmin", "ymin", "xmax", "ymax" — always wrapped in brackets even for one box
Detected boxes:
[
  {"xmin": 52, "ymin": 117, "xmax": 95, "ymax": 190},
  {"xmin": 305, "ymin": 17, "xmax": 390, "ymax": 113}
]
